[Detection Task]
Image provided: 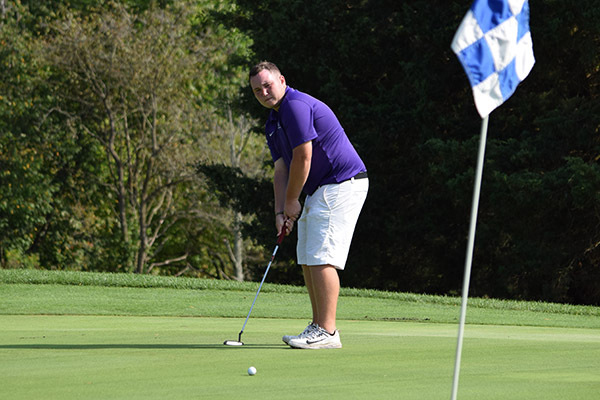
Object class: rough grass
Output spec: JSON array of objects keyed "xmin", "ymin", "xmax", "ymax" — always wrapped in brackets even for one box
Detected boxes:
[
  {"xmin": 1, "ymin": 269, "xmax": 599, "ymax": 329},
  {"xmin": 1, "ymin": 268, "xmax": 598, "ymax": 315}
]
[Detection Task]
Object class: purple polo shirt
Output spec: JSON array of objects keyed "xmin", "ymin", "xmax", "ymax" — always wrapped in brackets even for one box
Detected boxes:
[{"xmin": 265, "ymin": 87, "xmax": 366, "ymax": 196}]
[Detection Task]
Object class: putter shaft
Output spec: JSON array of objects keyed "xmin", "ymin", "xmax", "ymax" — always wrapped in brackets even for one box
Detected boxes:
[{"xmin": 236, "ymin": 228, "xmax": 286, "ymax": 342}]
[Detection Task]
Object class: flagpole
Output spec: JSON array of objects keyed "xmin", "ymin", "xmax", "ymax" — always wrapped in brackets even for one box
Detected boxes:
[{"xmin": 450, "ymin": 115, "xmax": 489, "ymax": 400}]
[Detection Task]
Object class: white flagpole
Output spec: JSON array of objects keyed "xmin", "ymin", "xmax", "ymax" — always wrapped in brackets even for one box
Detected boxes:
[{"xmin": 450, "ymin": 115, "xmax": 489, "ymax": 400}]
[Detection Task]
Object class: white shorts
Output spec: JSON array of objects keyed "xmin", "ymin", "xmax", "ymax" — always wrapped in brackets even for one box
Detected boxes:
[{"xmin": 297, "ymin": 176, "xmax": 368, "ymax": 270}]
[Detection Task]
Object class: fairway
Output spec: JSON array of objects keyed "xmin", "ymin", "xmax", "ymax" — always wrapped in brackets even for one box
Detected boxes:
[{"xmin": 1, "ymin": 315, "xmax": 599, "ymax": 400}]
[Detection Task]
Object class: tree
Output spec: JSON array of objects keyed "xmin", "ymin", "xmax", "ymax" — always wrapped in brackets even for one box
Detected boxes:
[
  {"xmin": 191, "ymin": 0, "xmax": 272, "ymax": 281},
  {"xmin": 0, "ymin": 1, "xmax": 67, "ymax": 269},
  {"xmin": 42, "ymin": 1, "xmax": 225, "ymax": 273},
  {"xmin": 2, "ymin": 0, "xmax": 267, "ymax": 279},
  {"xmin": 214, "ymin": 108, "xmax": 265, "ymax": 280}
]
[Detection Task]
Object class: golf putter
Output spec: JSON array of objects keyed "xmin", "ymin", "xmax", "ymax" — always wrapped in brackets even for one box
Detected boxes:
[{"xmin": 224, "ymin": 226, "xmax": 287, "ymax": 346}]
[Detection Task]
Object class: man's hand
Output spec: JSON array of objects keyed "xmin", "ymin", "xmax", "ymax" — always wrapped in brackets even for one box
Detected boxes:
[
  {"xmin": 276, "ymin": 213, "xmax": 294, "ymax": 237},
  {"xmin": 284, "ymin": 198, "xmax": 302, "ymax": 222}
]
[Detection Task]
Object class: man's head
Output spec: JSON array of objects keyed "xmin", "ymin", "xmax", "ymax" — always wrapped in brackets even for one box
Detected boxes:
[{"xmin": 249, "ymin": 61, "xmax": 287, "ymax": 110}]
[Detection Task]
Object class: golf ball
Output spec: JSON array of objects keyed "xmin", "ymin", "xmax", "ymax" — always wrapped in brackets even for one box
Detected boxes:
[{"xmin": 247, "ymin": 366, "xmax": 257, "ymax": 376}]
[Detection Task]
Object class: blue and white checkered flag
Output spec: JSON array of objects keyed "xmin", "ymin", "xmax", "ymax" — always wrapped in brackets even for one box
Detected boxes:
[{"xmin": 451, "ymin": 0, "xmax": 535, "ymax": 118}]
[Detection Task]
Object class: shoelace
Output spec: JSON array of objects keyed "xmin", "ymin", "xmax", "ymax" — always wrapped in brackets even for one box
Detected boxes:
[
  {"xmin": 298, "ymin": 323, "xmax": 317, "ymax": 338},
  {"xmin": 303, "ymin": 326, "xmax": 330, "ymax": 341}
]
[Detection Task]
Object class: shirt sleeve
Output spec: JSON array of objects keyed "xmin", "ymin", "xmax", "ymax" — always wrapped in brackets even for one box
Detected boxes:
[{"xmin": 280, "ymin": 99, "xmax": 318, "ymax": 148}]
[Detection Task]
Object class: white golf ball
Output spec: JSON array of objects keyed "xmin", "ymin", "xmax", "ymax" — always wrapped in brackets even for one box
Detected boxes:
[{"xmin": 247, "ymin": 366, "xmax": 257, "ymax": 376}]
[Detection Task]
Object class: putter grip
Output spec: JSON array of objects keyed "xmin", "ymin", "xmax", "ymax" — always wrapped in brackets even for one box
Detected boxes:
[{"xmin": 277, "ymin": 225, "xmax": 287, "ymax": 244}]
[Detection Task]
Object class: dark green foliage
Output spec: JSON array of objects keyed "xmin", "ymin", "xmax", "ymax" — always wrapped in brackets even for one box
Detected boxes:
[
  {"xmin": 196, "ymin": 164, "xmax": 271, "ymax": 219},
  {"xmin": 229, "ymin": 0, "xmax": 600, "ymax": 304},
  {"xmin": 2, "ymin": 0, "xmax": 262, "ymax": 279},
  {"xmin": 196, "ymin": 163, "xmax": 302, "ymax": 284},
  {"xmin": 0, "ymin": 4, "xmax": 112, "ymax": 271},
  {"xmin": 195, "ymin": 162, "xmax": 277, "ymax": 250}
]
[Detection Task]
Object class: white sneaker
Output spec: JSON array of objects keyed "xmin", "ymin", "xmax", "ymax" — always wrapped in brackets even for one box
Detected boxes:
[
  {"xmin": 282, "ymin": 322, "xmax": 317, "ymax": 345},
  {"xmin": 288, "ymin": 325, "xmax": 342, "ymax": 349}
]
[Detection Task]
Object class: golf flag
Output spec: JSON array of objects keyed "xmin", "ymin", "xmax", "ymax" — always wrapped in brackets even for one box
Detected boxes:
[{"xmin": 451, "ymin": 0, "xmax": 535, "ymax": 118}]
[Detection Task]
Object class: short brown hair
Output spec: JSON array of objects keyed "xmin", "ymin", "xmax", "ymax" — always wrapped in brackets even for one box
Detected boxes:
[{"xmin": 249, "ymin": 61, "xmax": 281, "ymax": 79}]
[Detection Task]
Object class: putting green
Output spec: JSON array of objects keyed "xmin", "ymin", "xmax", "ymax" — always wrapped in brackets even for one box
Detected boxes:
[{"xmin": 1, "ymin": 315, "xmax": 599, "ymax": 399}]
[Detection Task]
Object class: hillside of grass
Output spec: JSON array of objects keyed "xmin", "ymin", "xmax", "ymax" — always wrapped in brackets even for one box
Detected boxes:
[{"xmin": 1, "ymin": 269, "xmax": 599, "ymax": 329}]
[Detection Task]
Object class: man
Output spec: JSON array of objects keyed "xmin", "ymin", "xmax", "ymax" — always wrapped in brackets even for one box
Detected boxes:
[{"xmin": 249, "ymin": 61, "xmax": 368, "ymax": 349}]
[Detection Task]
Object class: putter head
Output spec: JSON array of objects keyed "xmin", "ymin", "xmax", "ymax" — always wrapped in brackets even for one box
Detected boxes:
[
  {"xmin": 223, "ymin": 331, "xmax": 244, "ymax": 346},
  {"xmin": 223, "ymin": 340, "xmax": 244, "ymax": 346}
]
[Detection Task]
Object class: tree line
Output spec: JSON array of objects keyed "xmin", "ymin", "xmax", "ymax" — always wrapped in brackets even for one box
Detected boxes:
[
  {"xmin": 1, "ymin": 0, "xmax": 599, "ymax": 305},
  {"xmin": 1, "ymin": 0, "xmax": 268, "ymax": 280}
]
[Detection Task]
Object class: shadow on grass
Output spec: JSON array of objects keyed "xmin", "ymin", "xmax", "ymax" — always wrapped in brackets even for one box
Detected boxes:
[{"xmin": 0, "ymin": 343, "xmax": 288, "ymax": 350}]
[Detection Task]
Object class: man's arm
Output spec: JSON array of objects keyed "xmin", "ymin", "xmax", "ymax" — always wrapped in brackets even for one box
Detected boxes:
[
  {"xmin": 285, "ymin": 141, "xmax": 312, "ymax": 220},
  {"xmin": 273, "ymin": 158, "xmax": 289, "ymax": 236},
  {"xmin": 273, "ymin": 158, "xmax": 288, "ymax": 215}
]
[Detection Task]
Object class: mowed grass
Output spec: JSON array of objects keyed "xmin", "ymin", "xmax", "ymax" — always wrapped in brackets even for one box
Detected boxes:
[{"xmin": 1, "ymin": 269, "xmax": 600, "ymax": 399}]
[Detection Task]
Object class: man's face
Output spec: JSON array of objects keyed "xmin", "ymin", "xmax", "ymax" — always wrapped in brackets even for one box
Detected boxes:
[{"xmin": 250, "ymin": 69, "xmax": 287, "ymax": 110}]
